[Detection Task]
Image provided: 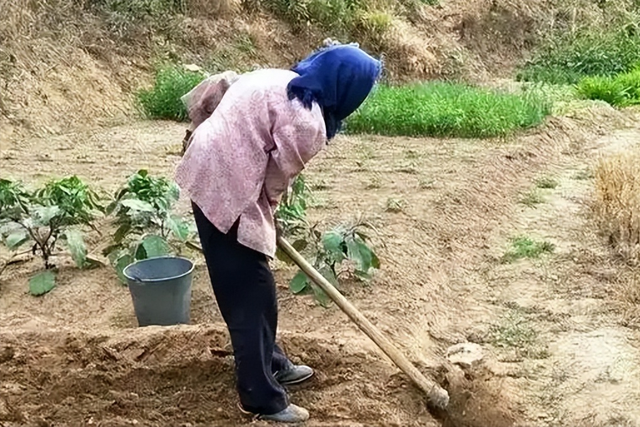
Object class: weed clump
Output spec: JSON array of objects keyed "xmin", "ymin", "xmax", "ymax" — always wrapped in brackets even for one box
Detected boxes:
[
  {"xmin": 519, "ymin": 190, "xmax": 545, "ymax": 207},
  {"xmin": 491, "ymin": 309, "xmax": 549, "ymax": 359},
  {"xmin": 136, "ymin": 65, "xmax": 206, "ymax": 121},
  {"xmin": 502, "ymin": 236, "xmax": 555, "ymax": 263},
  {"xmin": 577, "ymin": 67, "xmax": 640, "ymax": 107},
  {"xmin": 491, "ymin": 310, "xmax": 537, "ymax": 350},
  {"xmin": 535, "ymin": 177, "xmax": 559, "ymax": 189},
  {"xmin": 345, "ymin": 82, "xmax": 551, "ymax": 138}
]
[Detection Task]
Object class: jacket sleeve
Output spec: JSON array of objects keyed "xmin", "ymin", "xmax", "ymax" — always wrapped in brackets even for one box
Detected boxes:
[{"xmin": 264, "ymin": 104, "xmax": 326, "ymax": 206}]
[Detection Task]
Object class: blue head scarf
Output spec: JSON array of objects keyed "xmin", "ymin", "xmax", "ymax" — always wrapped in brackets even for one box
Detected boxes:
[{"xmin": 288, "ymin": 44, "xmax": 382, "ymax": 140}]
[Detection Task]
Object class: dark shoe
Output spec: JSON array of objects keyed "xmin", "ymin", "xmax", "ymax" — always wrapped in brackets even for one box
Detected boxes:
[
  {"xmin": 274, "ymin": 364, "xmax": 314, "ymax": 385},
  {"xmin": 258, "ymin": 404, "xmax": 310, "ymax": 423}
]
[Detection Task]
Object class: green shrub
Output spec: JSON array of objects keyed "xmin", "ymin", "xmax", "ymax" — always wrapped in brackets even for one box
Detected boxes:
[
  {"xmin": 345, "ymin": 82, "xmax": 551, "ymax": 138},
  {"xmin": 577, "ymin": 67, "xmax": 640, "ymax": 106},
  {"xmin": 518, "ymin": 30, "xmax": 640, "ymax": 84},
  {"xmin": 136, "ymin": 65, "xmax": 206, "ymax": 121}
]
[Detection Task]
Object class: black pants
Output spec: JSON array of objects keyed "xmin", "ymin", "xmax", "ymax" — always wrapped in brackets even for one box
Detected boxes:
[{"xmin": 192, "ymin": 202, "xmax": 290, "ymax": 415}]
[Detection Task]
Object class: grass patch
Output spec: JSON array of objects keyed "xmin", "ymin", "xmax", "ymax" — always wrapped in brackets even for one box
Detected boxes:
[
  {"xmin": 611, "ymin": 271, "xmax": 640, "ymax": 329},
  {"xmin": 519, "ymin": 190, "xmax": 545, "ymax": 207},
  {"xmin": 345, "ymin": 82, "xmax": 551, "ymax": 138},
  {"xmin": 491, "ymin": 310, "xmax": 537, "ymax": 349},
  {"xmin": 517, "ymin": 29, "xmax": 640, "ymax": 85},
  {"xmin": 535, "ymin": 177, "xmax": 559, "ymax": 189},
  {"xmin": 594, "ymin": 150, "xmax": 640, "ymax": 262},
  {"xmin": 491, "ymin": 309, "xmax": 549, "ymax": 359},
  {"xmin": 136, "ymin": 65, "xmax": 206, "ymax": 121},
  {"xmin": 577, "ymin": 67, "xmax": 640, "ymax": 107},
  {"xmin": 253, "ymin": 0, "xmax": 394, "ymax": 51},
  {"xmin": 205, "ymin": 33, "xmax": 259, "ymax": 74},
  {"xmin": 502, "ymin": 236, "xmax": 555, "ymax": 263}
]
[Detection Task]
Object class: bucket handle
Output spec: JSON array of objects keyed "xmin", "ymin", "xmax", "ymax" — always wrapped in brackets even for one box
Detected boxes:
[{"xmin": 128, "ymin": 273, "xmax": 144, "ymax": 283}]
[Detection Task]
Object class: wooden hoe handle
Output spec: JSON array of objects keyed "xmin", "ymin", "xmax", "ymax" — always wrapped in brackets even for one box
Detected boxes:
[{"xmin": 277, "ymin": 236, "xmax": 450, "ymax": 409}]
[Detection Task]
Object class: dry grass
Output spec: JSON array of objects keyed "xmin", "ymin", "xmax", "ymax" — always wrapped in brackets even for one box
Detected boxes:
[
  {"xmin": 612, "ymin": 270, "xmax": 640, "ymax": 329},
  {"xmin": 186, "ymin": 0, "xmax": 238, "ymax": 17},
  {"xmin": 594, "ymin": 150, "xmax": 640, "ymax": 262}
]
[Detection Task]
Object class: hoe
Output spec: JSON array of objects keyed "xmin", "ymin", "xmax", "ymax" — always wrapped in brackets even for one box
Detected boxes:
[{"xmin": 276, "ymin": 235, "xmax": 450, "ymax": 409}]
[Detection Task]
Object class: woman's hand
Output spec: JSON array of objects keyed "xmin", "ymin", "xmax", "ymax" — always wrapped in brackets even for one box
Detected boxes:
[
  {"xmin": 181, "ymin": 129, "xmax": 193, "ymax": 155},
  {"xmin": 275, "ymin": 217, "xmax": 284, "ymax": 240}
]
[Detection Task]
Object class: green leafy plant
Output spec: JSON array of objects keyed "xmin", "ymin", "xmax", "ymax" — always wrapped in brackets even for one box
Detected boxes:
[
  {"xmin": 0, "ymin": 177, "xmax": 103, "ymax": 295},
  {"xmin": 279, "ymin": 220, "xmax": 380, "ymax": 306},
  {"xmin": 104, "ymin": 170, "xmax": 195, "ymax": 283},
  {"xmin": 273, "ymin": 175, "xmax": 380, "ymax": 306},
  {"xmin": 275, "ymin": 174, "xmax": 311, "ymax": 237}
]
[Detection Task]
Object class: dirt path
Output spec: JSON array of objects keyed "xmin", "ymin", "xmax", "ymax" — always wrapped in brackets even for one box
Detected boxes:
[
  {"xmin": 470, "ymin": 122, "xmax": 640, "ymax": 427},
  {"xmin": 1, "ymin": 106, "xmax": 639, "ymax": 427}
]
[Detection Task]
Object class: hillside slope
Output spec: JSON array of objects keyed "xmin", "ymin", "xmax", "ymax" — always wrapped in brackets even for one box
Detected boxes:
[{"xmin": 0, "ymin": 0, "xmax": 614, "ymax": 145}]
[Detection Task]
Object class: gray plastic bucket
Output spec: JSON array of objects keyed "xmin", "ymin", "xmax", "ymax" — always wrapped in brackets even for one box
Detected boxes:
[{"xmin": 123, "ymin": 256, "xmax": 194, "ymax": 327}]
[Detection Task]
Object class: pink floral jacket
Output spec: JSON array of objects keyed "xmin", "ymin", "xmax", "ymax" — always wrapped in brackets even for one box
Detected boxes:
[{"xmin": 175, "ymin": 69, "xmax": 326, "ymax": 257}]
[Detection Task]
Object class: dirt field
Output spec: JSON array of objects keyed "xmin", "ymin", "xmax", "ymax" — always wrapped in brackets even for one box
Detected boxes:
[{"xmin": 2, "ymin": 103, "xmax": 640, "ymax": 427}]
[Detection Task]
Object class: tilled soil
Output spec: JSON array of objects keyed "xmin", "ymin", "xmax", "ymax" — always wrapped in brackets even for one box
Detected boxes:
[{"xmin": 2, "ymin": 105, "xmax": 639, "ymax": 427}]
